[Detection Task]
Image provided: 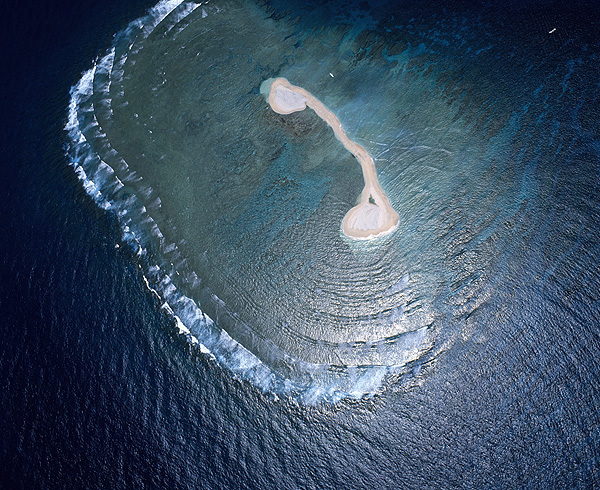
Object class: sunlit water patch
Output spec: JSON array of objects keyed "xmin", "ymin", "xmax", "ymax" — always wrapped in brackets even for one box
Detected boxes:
[{"xmin": 65, "ymin": 0, "xmax": 562, "ymax": 402}]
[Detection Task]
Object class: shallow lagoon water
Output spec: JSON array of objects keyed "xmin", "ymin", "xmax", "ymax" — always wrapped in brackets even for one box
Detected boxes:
[{"xmin": 66, "ymin": 0, "xmax": 598, "ymax": 402}]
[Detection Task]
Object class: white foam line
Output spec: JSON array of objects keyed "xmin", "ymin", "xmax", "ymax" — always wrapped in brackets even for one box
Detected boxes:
[
  {"xmin": 146, "ymin": 0, "xmax": 187, "ymax": 31},
  {"xmin": 163, "ymin": 2, "xmax": 201, "ymax": 34},
  {"xmin": 128, "ymin": 0, "xmax": 187, "ymax": 55}
]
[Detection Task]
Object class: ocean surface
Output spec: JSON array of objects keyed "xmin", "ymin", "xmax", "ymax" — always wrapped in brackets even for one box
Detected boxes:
[{"xmin": 2, "ymin": 0, "xmax": 600, "ymax": 487}]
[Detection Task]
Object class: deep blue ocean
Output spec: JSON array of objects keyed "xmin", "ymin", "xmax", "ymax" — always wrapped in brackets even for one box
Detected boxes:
[{"xmin": 2, "ymin": 0, "xmax": 600, "ymax": 488}]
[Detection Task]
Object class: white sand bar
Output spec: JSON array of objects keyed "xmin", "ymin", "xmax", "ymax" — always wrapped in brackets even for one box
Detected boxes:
[{"xmin": 265, "ymin": 77, "xmax": 399, "ymax": 239}]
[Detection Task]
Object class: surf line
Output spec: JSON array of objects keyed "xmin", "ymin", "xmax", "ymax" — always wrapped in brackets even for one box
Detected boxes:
[{"xmin": 262, "ymin": 77, "xmax": 399, "ymax": 240}]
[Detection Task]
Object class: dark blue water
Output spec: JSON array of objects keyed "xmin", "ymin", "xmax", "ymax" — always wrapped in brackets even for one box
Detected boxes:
[{"xmin": 2, "ymin": 0, "xmax": 600, "ymax": 488}]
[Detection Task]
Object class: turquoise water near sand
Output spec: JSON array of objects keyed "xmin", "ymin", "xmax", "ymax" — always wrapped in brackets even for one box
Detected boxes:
[{"xmin": 67, "ymin": 0, "xmax": 566, "ymax": 402}]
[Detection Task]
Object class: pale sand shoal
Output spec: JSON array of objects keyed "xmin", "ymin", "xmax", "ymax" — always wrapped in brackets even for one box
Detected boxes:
[{"xmin": 266, "ymin": 77, "xmax": 399, "ymax": 239}]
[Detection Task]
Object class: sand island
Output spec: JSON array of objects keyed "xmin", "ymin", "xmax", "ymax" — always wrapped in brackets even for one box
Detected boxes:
[{"xmin": 262, "ymin": 77, "xmax": 399, "ymax": 239}]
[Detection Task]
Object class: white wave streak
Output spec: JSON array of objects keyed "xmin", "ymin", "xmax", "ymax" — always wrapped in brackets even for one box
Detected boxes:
[{"xmin": 128, "ymin": 0, "xmax": 200, "ymax": 54}]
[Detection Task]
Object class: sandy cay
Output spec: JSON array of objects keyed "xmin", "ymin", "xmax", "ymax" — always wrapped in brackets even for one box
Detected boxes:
[{"xmin": 265, "ymin": 77, "xmax": 399, "ymax": 239}]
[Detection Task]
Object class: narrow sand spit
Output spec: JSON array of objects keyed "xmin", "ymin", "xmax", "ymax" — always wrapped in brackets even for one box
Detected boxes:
[{"xmin": 264, "ymin": 77, "xmax": 399, "ymax": 239}]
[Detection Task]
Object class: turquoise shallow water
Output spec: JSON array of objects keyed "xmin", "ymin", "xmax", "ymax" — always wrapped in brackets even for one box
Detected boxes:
[{"xmin": 66, "ymin": 0, "xmax": 597, "ymax": 403}]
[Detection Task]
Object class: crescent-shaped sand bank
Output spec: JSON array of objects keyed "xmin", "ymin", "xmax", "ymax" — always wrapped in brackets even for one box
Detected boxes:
[{"xmin": 262, "ymin": 77, "xmax": 399, "ymax": 239}]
